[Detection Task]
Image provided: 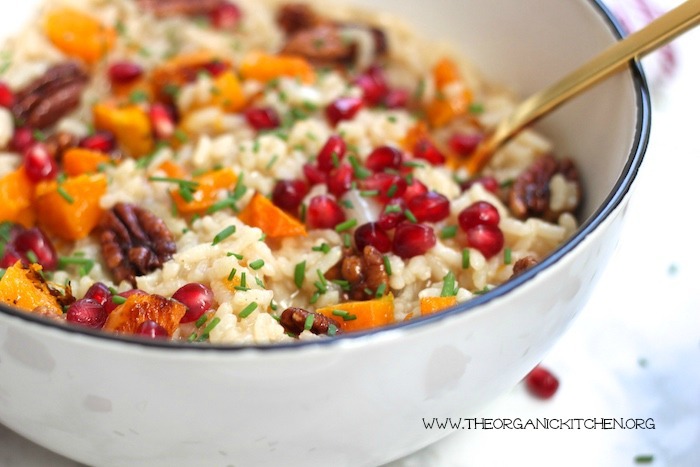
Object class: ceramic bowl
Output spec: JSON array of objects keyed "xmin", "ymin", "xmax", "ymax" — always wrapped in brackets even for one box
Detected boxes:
[{"xmin": 0, "ymin": 0, "xmax": 649, "ymax": 466}]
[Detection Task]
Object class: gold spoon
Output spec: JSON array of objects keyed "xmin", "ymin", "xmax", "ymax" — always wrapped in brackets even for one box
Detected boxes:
[{"xmin": 466, "ymin": 0, "xmax": 700, "ymax": 175}]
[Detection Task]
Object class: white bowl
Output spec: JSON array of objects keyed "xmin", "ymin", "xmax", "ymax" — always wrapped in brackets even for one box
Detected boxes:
[{"xmin": 0, "ymin": 0, "xmax": 649, "ymax": 466}]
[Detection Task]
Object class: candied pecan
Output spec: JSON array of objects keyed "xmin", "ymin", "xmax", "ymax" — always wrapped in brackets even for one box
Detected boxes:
[
  {"xmin": 279, "ymin": 306, "xmax": 343, "ymax": 337},
  {"xmin": 12, "ymin": 62, "xmax": 89, "ymax": 129},
  {"xmin": 511, "ymin": 255, "xmax": 538, "ymax": 278},
  {"xmin": 339, "ymin": 245, "xmax": 389, "ymax": 301},
  {"xmin": 277, "ymin": 3, "xmax": 323, "ymax": 35},
  {"xmin": 98, "ymin": 203, "xmax": 177, "ymax": 286},
  {"xmin": 281, "ymin": 24, "xmax": 353, "ymax": 64},
  {"xmin": 508, "ymin": 154, "xmax": 581, "ymax": 221},
  {"xmin": 43, "ymin": 131, "xmax": 78, "ymax": 161},
  {"xmin": 136, "ymin": 0, "xmax": 221, "ymax": 17}
]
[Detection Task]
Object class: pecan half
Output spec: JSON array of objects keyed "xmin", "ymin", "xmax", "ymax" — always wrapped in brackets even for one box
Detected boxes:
[
  {"xmin": 43, "ymin": 131, "xmax": 79, "ymax": 162},
  {"xmin": 339, "ymin": 245, "xmax": 390, "ymax": 301},
  {"xmin": 511, "ymin": 255, "xmax": 538, "ymax": 278},
  {"xmin": 281, "ymin": 24, "xmax": 354, "ymax": 64},
  {"xmin": 136, "ymin": 0, "xmax": 221, "ymax": 17},
  {"xmin": 277, "ymin": 3, "xmax": 323, "ymax": 35},
  {"xmin": 279, "ymin": 306, "xmax": 343, "ymax": 337},
  {"xmin": 508, "ymin": 154, "xmax": 581, "ymax": 221},
  {"xmin": 12, "ymin": 62, "xmax": 89, "ymax": 129},
  {"xmin": 99, "ymin": 203, "xmax": 176, "ymax": 286}
]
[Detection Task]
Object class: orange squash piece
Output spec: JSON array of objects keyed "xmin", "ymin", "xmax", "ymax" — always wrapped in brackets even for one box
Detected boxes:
[
  {"xmin": 419, "ymin": 296, "xmax": 457, "ymax": 316},
  {"xmin": 238, "ymin": 192, "xmax": 306, "ymax": 239},
  {"xmin": 0, "ymin": 262, "xmax": 62, "ymax": 315},
  {"xmin": 157, "ymin": 160, "xmax": 187, "ymax": 179},
  {"xmin": 93, "ymin": 102, "xmax": 153, "ymax": 158},
  {"xmin": 317, "ymin": 294, "xmax": 395, "ymax": 333},
  {"xmin": 209, "ymin": 71, "xmax": 246, "ymax": 112},
  {"xmin": 240, "ymin": 52, "xmax": 315, "ymax": 84},
  {"xmin": 63, "ymin": 148, "xmax": 112, "ymax": 176},
  {"xmin": 44, "ymin": 8, "xmax": 116, "ymax": 64},
  {"xmin": 0, "ymin": 167, "xmax": 35, "ymax": 227},
  {"xmin": 426, "ymin": 58, "xmax": 472, "ymax": 127},
  {"xmin": 104, "ymin": 293, "xmax": 186, "ymax": 336},
  {"xmin": 150, "ymin": 51, "xmax": 232, "ymax": 102},
  {"xmin": 34, "ymin": 174, "xmax": 107, "ymax": 241},
  {"xmin": 171, "ymin": 168, "xmax": 238, "ymax": 215}
]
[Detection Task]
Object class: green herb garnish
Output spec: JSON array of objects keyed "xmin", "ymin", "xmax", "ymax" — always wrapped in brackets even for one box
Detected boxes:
[{"xmin": 212, "ymin": 225, "xmax": 236, "ymax": 245}]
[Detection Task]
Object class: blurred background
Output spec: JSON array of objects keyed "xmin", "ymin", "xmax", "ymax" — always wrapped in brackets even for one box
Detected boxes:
[{"xmin": 1, "ymin": 0, "xmax": 698, "ymax": 466}]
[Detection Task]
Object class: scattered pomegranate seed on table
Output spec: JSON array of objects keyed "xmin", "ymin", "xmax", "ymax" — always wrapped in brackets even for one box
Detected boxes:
[{"xmin": 524, "ymin": 365, "xmax": 560, "ymax": 399}]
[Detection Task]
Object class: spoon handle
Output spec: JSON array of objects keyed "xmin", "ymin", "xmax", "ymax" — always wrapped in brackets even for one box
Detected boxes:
[{"xmin": 468, "ymin": 0, "xmax": 700, "ymax": 174}]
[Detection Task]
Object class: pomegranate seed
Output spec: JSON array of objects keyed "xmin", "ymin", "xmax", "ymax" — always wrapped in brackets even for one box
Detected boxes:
[
  {"xmin": 0, "ymin": 81, "xmax": 14, "ymax": 108},
  {"xmin": 66, "ymin": 299, "xmax": 108, "ymax": 329},
  {"xmin": 355, "ymin": 67, "xmax": 388, "ymax": 106},
  {"xmin": 460, "ymin": 176, "xmax": 500, "ymax": 194},
  {"xmin": 244, "ymin": 107, "xmax": 280, "ymax": 131},
  {"xmin": 392, "ymin": 223, "xmax": 436, "ymax": 258},
  {"xmin": 525, "ymin": 366, "xmax": 560, "ymax": 399},
  {"xmin": 458, "ymin": 201, "xmax": 500, "ymax": 230},
  {"xmin": 13, "ymin": 227, "xmax": 58, "ymax": 270},
  {"xmin": 108, "ymin": 61, "xmax": 144, "ymax": 85},
  {"xmin": 383, "ymin": 88, "xmax": 409, "ymax": 109},
  {"xmin": 209, "ymin": 1, "xmax": 242, "ymax": 29},
  {"xmin": 272, "ymin": 179, "xmax": 309, "ymax": 212},
  {"xmin": 326, "ymin": 97, "xmax": 364, "ymax": 126},
  {"xmin": 365, "ymin": 146, "xmax": 402, "ymax": 172},
  {"xmin": 23, "ymin": 143, "xmax": 58, "ymax": 183},
  {"xmin": 449, "ymin": 132, "xmax": 483, "ymax": 156},
  {"xmin": 84, "ymin": 282, "xmax": 112, "ymax": 307},
  {"xmin": 79, "ymin": 131, "xmax": 116, "ymax": 153},
  {"xmin": 354, "ymin": 222, "xmax": 391, "ymax": 253},
  {"xmin": 303, "ymin": 163, "xmax": 327, "ymax": 186},
  {"xmin": 172, "ymin": 282, "xmax": 214, "ymax": 323},
  {"xmin": 402, "ymin": 179, "xmax": 428, "ymax": 204},
  {"xmin": 10, "ymin": 127, "xmax": 35, "ymax": 153},
  {"xmin": 464, "ymin": 224, "xmax": 504, "ymax": 258},
  {"xmin": 104, "ymin": 289, "xmax": 146, "ymax": 314},
  {"xmin": 306, "ymin": 195, "xmax": 345, "ymax": 229},
  {"xmin": 317, "ymin": 135, "xmax": 347, "ymax": 173},
  {"xmin": 413, "ymin": 138, "xmax": 445, "ymax": 165},
  {"xmin": 0, "ymin": 247, "xmax": 22, "ymax": 269},
  {"xmin": 360, "ymin": 172, "xmax": 406, "ymax": 203},
  {"xmin": 327, "ymin": 163, "xmax": 353, "ymax": 197},
  {"xmin": 407, "ymin": 191, "xmax": 450, "ymax": 223},
  {"xmin": 149, "ymin": 102, "xmax": 176, "ymax": 140},
  {"xmin": 202, "ymin": 60, "xmax": 228, "ymax": 77},
  {"xmin": 136, "ymin": 320, "xmax": 169, "ymax": 338},
  {"xmin": 378, "ymin": 198, "xmax": 406, "ymax": 231}
]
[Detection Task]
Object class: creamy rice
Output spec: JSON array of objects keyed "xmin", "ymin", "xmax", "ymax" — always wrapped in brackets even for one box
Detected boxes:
[{"xmin": 0, "ymin": 0, "xmax": 581, "ymax": 344}]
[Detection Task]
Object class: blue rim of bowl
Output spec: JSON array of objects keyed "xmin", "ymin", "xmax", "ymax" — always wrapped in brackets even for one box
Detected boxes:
[{"xmin": 0, "ymin": 0, "xmax": 651, "ymax": 352}]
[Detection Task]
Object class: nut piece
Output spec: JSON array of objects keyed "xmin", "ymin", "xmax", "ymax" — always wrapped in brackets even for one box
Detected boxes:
[
  {"xmin": 281, "ymin": 25, "xmax": 354, "ymax": 64},
  {"xmin": 136, "ymin": 0, "xmax": 221, "ymax": 17},
  {"xmin": 12, "ymin": 62, "xmax": 89, "ymax": 129},
  {"xmin": 511, "ymin": 255, "xmax": 538, "ymax": 278},
  {"xmin": 99, "ymin": 203, "xmax": 177, "ymax": 286},
  {"xmin": 277, "ymin": 3, "xmax": 323, "ymax": 35},
  {"xmin": 43, "ymin": 131, "xmax": 78, "ymax": 161},
  {"xmin": 279, "ymin": 306, "xmax": 343, "ymax": 336},
  {"xmin": 508, "ymin": 154, "xmax": 581, "ymax": 222},
  {"xmin": 340, "ymin": 245, "xmax": 390, "ymax": 301}
]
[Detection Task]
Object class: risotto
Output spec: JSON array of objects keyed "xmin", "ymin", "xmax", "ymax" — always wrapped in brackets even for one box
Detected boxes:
[{"xmin": 0, "ymin": 0, "xmax": 582, "ymax": 344}]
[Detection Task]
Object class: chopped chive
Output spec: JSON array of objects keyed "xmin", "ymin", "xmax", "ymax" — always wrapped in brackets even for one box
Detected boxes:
[
  {"xmin": 234, "ymin": 286, "xmax": 250, "ymax": 291},
  {"xmin": 25, "ymin": 251, "xmax": 39, "ymax": 264},
  {"xmin": 500, "ymin": 179, "xmax": 514, "ymax": 189},
  {"xmin": 240, "ymin": 272, "xmax": 247, "ymax": 288},
  {"xmin": 198, "ymin": 317, "xmax": 221, "ymax": 340},
  {"xmin": 227, "ymin": 252, "xmax": 244, "ymax": 260},
  {"xmin": 174, "ymin": 129, "xmax": 189, "ymax": 143},
  {"xmin": 462, "ymin": 248, "xmax": 470, "ymax": 269},
  {"xmin": 57, "ymin": 186, "xmax": 74, "ymax": 204},
  {"xmin": 178, "ymin": 184, "xmax": 195, "ymax": 203},
  {"xmin": 384, "ymin": 204, "xmax": 402, "ymax": 214},
  {"xmin": 212, "ymin": 225, "xmax": 236, "ymax": 245},
  {"xmin": 309, "ymin": 291, "xmax": 320, "ymax": 304},
  {"xmin": 469, "ymin": 102, "xmax": 485, "ymax": 114},
  {"xmin": 343, "ymin": 233, "xmax": 351, "ymax": 248},
  {"xmin": 634, "ymin": 455, "xmax": 654, "ymax": 464},
  {"xmin": 331, "ymin": 152, "xmax": 340, "ymax": 168},
  {"xmin": 331, "ymin": 309, "xmax": 357, "ymax": 321},
  {"xmin": 403, "ymin": 160, "xmax": 425, "ymax": 168},
  {"xmin": 58, "ymin": 256, "xmax": 95, "ymax": 276},
  {"xmin": 359, "ymin": 190, "xmax": 379, "ymax": 197},
  {"xmin": 187, "ymin": 331, "xmax": 198, "ymax": 342},
  {"xmin": 335, "ymin": 218, "xmax": 357, "ymax": 232},
  {"xmin": 207, "ymin": 197, "xmax": 238, "ymax": 214},
  {"xmin": 128, "ymin": 89, "xmax": 148, "ymax": 103},
  {"xmin": 108, "ymin": 286, "xmax": 119, "ymax": 295},
  {"xmin": 348, "ymin": 155, "xmax": 371, "ymax": 180},
  {"xmin": 32, "ymin": 129, "xmax": 46, "ymax": 141},
  {"xmin": 265, "ymin": 155, "xmax": 278, "ymax": 170},
  {"xmin": 340, "ymin": 199, "xmax": 354, "ymax": 209},
  {"xmin": 473, "ymin": 286, "xmax": 490, "ymax": 295},
  {"xmin": 270, "ymin": 300, "xmax": 278, "ymax": 311},
  {"xmin": 375, "ymin": 283, "xmax": 387, "ymax": 297},
  {"xmin": 232, "ymin": 173, "xmax": 247, "ymax": 200},
  {"xmin": 238, "ymin": 302, "xmax": 257, "ymax": 318},
  {"xmin": 195, "ymin": 314, "xmax": 208, "ymax": 328},
  {"xmin": 440, "ymin": 271, "xmax": 457, "ymax": 297},
  {"xmin": 294, "ymin": 260, "xmax": 306, "ymax": 288},
  {"xmin": 254, "ymin": 276, "xmax": 265, "ymax": 288},
  {"xmin": 112, "ymin": 295, "xmax": 127, "ymax": 305},
  {"xmin": 316, "ymin": 269, "xmax": 327, "ymax": 287},
  {"xmin": 440, "ymin": 225, "xmax": 458, "ymax": 239},
  {"xmin": 227, "ymin": 267, "xmax": 237, "ymax": 281},
  {"xmin": 303, "ymin": 313, "xmax": 315, "ymax": 331},
  {"xmin": 504, "ymin": 247, "xmax": 512, "ymax": 265},
  {"xmin": 364, "ymin": 287, "xmax": 373, "ymax": 296},
  {"xmin": 327, "ymin": 324, "xmax": 338, "ymax": 336},
  {"xmin": 299, "ymin": 203, "xmax": 307, "ymax": 223},
  {"xmin": 148, "ymin": 176, "xmax": 199, "ymax": 188},
  {"xmin": 249, "ymin": 259, "xmax": 265, "ymax": 270},
  {"xmin": 404, "ymin": 209, "xmax": 417, "ymax": 223},
  {"xmin": 312, "ymin": 243, "xmax": 331, "ymax": 254},
  {"xmin": 331, "ymin": 279, "xmax": 351, "ymax": 291},
  {"xmin": 382, "ymin": 255, "xmax": 392, "ymax": 275},
  {"xmin": 386, "ymin": 184, "xmax": 398, "ymax": 198}
]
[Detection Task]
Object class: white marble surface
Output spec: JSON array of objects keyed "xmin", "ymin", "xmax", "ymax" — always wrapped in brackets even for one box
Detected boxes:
[{"xmin": 2, "ymin": 1, "xmax": 699, "ymax": 466}]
